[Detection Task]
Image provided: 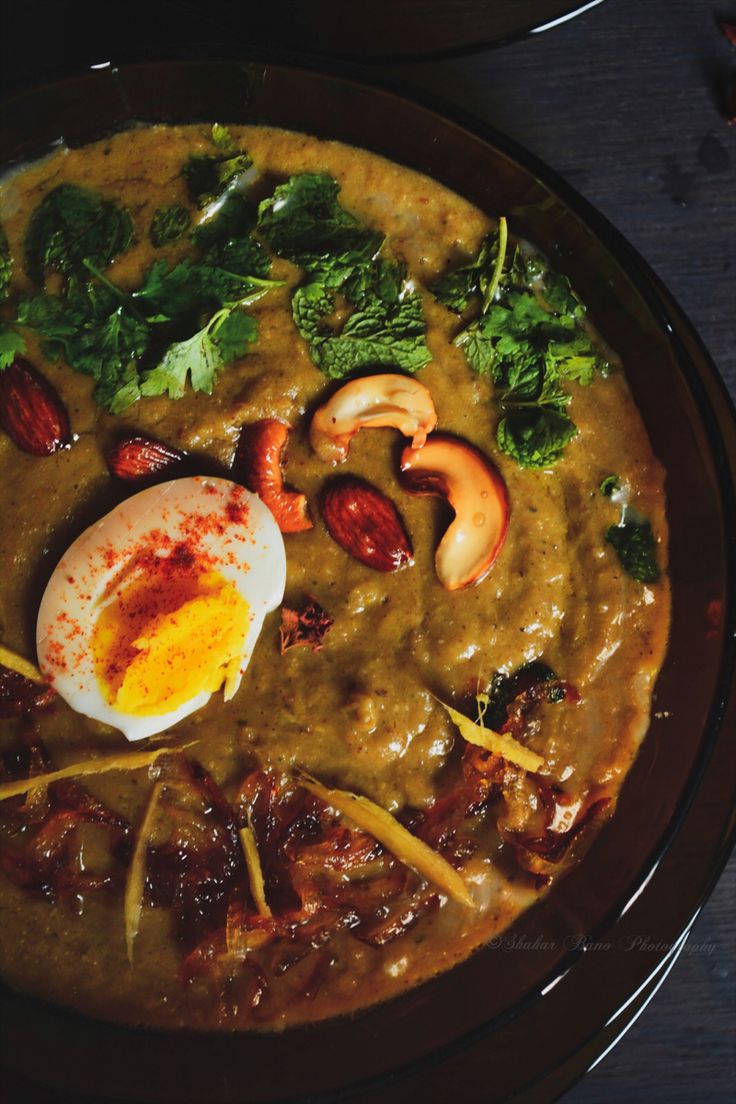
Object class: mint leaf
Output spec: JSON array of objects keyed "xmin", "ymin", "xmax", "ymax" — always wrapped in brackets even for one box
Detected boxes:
[
  {"xmin": 257, "ymin": 173, "xmax": 382, "ymax": 285},
  {"xmin": 497, "ymin": 408, "xmax": 577, "ymax": 468},
  {"xmin": 309, "ymin": 291, "xmax": 430, "ymax": 379},
  {"xmin": 192, "ymin": 194, "xmax": 271, "ymax": 279},
  {"xmin": 183, "ymin": 125, "xmax": 252, "ymax": 209},
  {"xmin": 343, "ymin": 258, "xmax": 406, "ymax": 311},
  {"xmin": 192, "ymin": 193, "xmax": 255, "ymax": 249},
  {"xmin": 292, "ymin": 282, "xmax": 334, "ymax": 341},
  {"xmin": 606, "ymin": 519, "xmax": 660, "ymax": 583},
  {"xmin": 24, "ymin": 183, "xmax": 133, "ymax": 286},
  {"xmin": 150, "ymin": 204, "xmax": 191, "ymax": 247},
  {"xmin": 258, "ymin": 174, "xmax": 428, "ymax": 378}
]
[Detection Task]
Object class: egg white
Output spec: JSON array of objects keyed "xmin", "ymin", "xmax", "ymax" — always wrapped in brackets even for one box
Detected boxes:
[{"xmin": 36, "ymin": 477, "xmax": 286, "ymax": 741}]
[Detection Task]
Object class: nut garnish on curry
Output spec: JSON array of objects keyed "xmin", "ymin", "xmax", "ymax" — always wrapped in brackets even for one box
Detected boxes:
[{"xmin": 0, "ymin": 124, "xmax": 669, "ymax": 1030}]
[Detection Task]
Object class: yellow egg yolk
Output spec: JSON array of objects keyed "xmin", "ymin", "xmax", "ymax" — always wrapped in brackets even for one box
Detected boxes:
[{"xmin": 92, "ymin": 567, "xmax": 250, "ymax": 716}]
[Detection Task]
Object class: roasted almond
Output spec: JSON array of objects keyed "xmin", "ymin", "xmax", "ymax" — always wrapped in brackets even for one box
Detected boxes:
[
  {"xmin": 107, "ymin": 436, "xmax": 186, "ymax": 482},
  {"xmin": 321, "ymin": 477, "xmax": 413, "ymax": 572},
  {"xmin": 234, "ymin": 419, "xmax": 312, "ymax": 533},
  {"xmin": 0, "ymin": 357, "xmax": 71, "ymax": 456}
]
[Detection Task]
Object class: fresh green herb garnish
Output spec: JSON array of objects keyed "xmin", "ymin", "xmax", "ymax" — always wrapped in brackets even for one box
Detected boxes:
[
  {"xmin": 140, "ymin": 306, "xmax": 258, "ymax": 401},
  {"xmin": 605, "ymin": 519, "xmax": 660, "ymax": 584},
  {"xmin": 3, "ymin": 168, "xmax": 281, "ymax": 411},
  {"xmin": 306, "ymin": 285, "xmax": 429, "ymax": 379},
  {"xmin": 183, "ymin": 125, "xmax": 252, "ymax": 209},
  {"xmin": 14, "ymin": 255, "xmax": 277, "ymax": 412},
  {"xmin": 432, "ymin": 219, "xmax": 610, "ymax": 469},
  {"xmin": 0, "ymin": 325, "xmax": 25, "ymax": 369},
  {"xmin": 599, "ymin": 474, "xmax": 620, "ymax": 497},
  {"xmin": 16, "ymin": 280, "xmax": 150, "ymax": 412},
  {"xmin": 149, "ymin": 204, "xmax": 191, "ymax": 247},
  {"xmin": 24, "ymin": 183, "xmax": 133, "ymax": 286},
  {"xmin": 193, "ymin": 194, "xmax": 271, "ymax": 278},
  {"xmin": 257, "ymin": 173, "xmax": 382, "ymax": 285},
  {"xmin": 258, "ymin": 174, "xmax": 430, "ymax": 378}
]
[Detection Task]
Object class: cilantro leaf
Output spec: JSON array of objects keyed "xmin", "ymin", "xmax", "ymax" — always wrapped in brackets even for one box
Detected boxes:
[
  {"xmin": 437, "ymin": 227, "xmax": 610, "ymax": 469},
  {"xmin": 24, "ymin": 183, "xmax": 133, "ymax": 286},
  {"xmin": 133, "ymin": 257, "xmax": 278, "ymax": 321},
  {"xmin": 183, "ymin": 125, "xmax": 251, "ymax": 209},
  {"xmin": 94, "ymin": 362, "xmax": 143, "ymax": 414},
  {"xmin": 149, "ymin": 204, "xmax": 191, "ymax": 247},
  {"xmin": 0, "ymin": 225, "xmax": 11, "ymax": 301},
  {"xmin": 605, "ymin": 519, "xmax": 660, "ymax": 583},
  {"xmin": 212, "ymin": 309, "xmax": 259, "ymax": 363},
  {"xmin": 257, "ymin": 173, "xmax": 382, "ymax": 285},
  {"xmin": 432, "ymin": 232, "xmax": 501, "ymax": 313},
  {"xmin": 539, "ymin": 271, "xmax": 585, "ymax": 320},
  {"xmin": 17, "ymin": 284, "xmax": 149, "ymax": 411},
  {"xmin": 140, "ymin": 305, "xmax": 257, "ymax": 400},
  {"xmin": 0, "ymin": 325, "xmax": 25, "ymax": 369}
]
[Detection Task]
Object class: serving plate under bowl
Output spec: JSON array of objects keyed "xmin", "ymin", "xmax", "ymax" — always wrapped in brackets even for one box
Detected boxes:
[{"xmin": 0, "ymin": 59, "xmax": 734, "ymax": 1104}]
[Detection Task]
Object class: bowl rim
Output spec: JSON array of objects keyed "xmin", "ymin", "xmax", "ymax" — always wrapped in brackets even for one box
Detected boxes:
[{"xmin": 0, "ymin": 55, "xmax": 735, "ymax": 1104}]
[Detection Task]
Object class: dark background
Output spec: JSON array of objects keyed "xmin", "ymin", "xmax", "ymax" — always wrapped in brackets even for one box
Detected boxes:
[{"xmin": 1, "ymin": 0, "xmax": 734, "ymax": 1100}]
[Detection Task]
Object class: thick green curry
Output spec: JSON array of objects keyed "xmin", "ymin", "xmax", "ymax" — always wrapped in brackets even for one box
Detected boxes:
[{"xmin": 0, "ymin": 125, "xmax": 669, "ymax": 1030}]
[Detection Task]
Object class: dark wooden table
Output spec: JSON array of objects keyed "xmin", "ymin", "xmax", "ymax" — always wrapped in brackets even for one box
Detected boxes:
[{"xmin": 365, "ymin": 0, "xmax": 735, "ymax": 1099}]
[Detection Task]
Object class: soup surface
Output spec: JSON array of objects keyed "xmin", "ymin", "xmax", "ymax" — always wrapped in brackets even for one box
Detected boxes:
[{"xmin": 0, "ymin": 124, "xmax": 670, "ymax": 1030}]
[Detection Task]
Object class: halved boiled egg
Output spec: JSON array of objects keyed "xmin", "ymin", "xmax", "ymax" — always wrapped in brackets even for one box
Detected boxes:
[{"xmin": 36, "ymin": 477, "xmax": 286, "ymax": 741}]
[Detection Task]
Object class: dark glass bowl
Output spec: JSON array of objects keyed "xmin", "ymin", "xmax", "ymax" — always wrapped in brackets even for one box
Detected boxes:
[{"xmin": 1, "ymin": 60, "xmax": 734, "ymax": 1104}]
